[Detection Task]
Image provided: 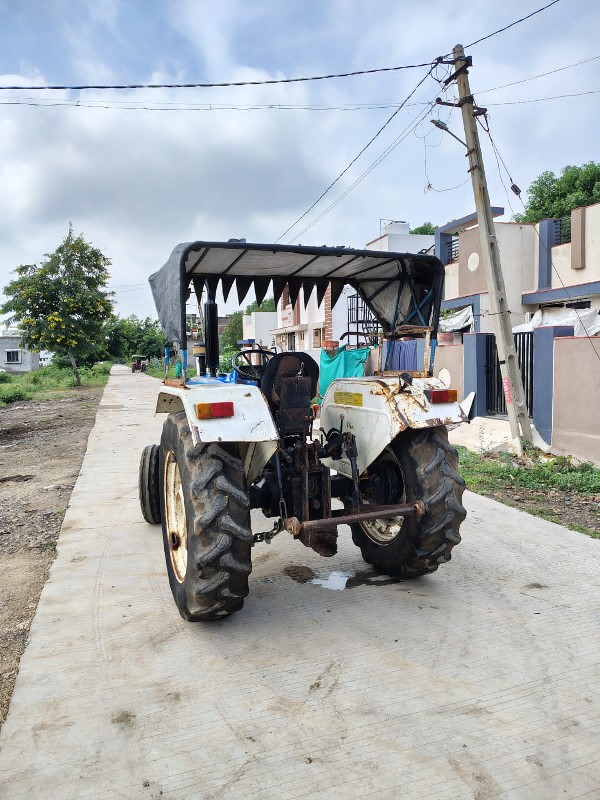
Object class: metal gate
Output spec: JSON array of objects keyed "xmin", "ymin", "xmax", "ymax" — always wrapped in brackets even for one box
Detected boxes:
[{"xmin": 485, "ymin": 332, "xmax": 534, "ymax": 416}]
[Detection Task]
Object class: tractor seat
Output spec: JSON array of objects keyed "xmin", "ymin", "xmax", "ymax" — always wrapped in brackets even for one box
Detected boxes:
[{"xmin": 260, "ymin": 352, "xmax": 319, "ymax": 411}]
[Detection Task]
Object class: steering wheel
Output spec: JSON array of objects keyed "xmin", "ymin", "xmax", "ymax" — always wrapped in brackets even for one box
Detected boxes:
[{"xmin": 231, "ymin": 348, "xmax": 275, "ymax": 381}]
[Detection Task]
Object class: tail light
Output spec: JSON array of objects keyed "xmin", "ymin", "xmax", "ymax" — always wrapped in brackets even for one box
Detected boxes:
[
  {"xmin": 424, "ymin": 389, "xmax": 458, "ymax": 404},
  {"xmin": 195, "ymin": 401, "xmax": 234, "ymax": 419}
]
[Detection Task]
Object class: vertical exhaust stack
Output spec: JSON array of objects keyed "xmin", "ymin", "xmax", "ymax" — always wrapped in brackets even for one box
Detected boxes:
[{"xmin": 204, "ymin": 298, "xmax": 219, "ymax": 377}]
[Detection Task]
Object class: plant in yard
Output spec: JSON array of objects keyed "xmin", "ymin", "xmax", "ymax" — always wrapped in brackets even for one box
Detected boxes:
[{"xmin": 1, "ymin": 226, "xmax": 113, "ymax": 386}]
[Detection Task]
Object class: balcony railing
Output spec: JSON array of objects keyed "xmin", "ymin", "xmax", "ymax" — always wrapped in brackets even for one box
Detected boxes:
[
  {"xmin": 554, "ymin": 216, "xmax": 571, "ymax": 245},
  {"xmin": 347, "ymin": 293, "xmax": 382, "ymax": 346},
  {"xmin": 447, "ymin": 236, "xmax": 459, "ymax": 263}
]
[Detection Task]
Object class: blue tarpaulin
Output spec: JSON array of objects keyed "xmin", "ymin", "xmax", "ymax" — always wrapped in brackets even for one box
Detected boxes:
[{"xmin": 319, "ymin": 346, "xmax": 370, "ymax": 400}]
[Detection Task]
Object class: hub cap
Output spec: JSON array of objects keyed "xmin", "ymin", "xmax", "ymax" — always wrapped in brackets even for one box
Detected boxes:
[
  {"xmin": 164, "ymin": 450, "xmax": 187, "ymax": 582},
  {"xmin": 361, "ymin": 454, "xmax": 406, "ymax": 546}
]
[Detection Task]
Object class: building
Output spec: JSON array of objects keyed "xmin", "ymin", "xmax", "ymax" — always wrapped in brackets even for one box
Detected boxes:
[
  {"xmin": 437, "ymin": 204, "xmax": 600, "ymax": 333},
  {"xmin": 242, "ymin": 310, "xmax": 278, "ymax": 348},
  {"xmin": 0, "ymin": 326, "xmax": 40, "ymax": 373},
  {"xmin": 433, "ymin": 202, "xmax": 600, "ymax": 463},
  {"xmin": 271, "ymin": 221, "xmax": 435, "ymax": 357}
]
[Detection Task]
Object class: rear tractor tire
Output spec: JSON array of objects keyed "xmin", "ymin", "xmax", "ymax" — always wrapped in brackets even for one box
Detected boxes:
[
  {"xmin": 139, "ymin": 444, "xmax": 161, "ymax": 525},
  {"xmin": 351, "ymin": 427, "xmax": 465, "ymax": 578},
  {"xmin": 159, "ymin": 412, "xmax": 252, "ymax": 621}
]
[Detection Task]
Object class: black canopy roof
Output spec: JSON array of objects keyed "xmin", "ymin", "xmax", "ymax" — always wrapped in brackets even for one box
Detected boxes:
[{"xmin": 149, "ymin": 241, "xmax": 444, "ymax": 346}]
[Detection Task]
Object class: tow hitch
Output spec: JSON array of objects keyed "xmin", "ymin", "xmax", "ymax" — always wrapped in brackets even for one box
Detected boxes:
[{"xmin": 252, "ymin": 500, "xmax": 427, "ymax": 545}]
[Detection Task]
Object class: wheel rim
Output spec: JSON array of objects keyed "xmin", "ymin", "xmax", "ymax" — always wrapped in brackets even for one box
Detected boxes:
[
  {"xmin": 164, "ymin": 450, "xmax": 187, "ymax": 583},
  {"xmin": 360, "ymin": 452, "xmax": 406, "ymax": 546}
]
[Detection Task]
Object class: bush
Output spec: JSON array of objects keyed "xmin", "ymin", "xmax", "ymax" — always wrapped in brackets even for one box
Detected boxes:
[
  {"xmin": 90, "ymin": 361, "xmax": 112, "ymax": 375},
  {"xmin": 0, "ymin": 385, "xmax": 33, "ymax": 404},
  {"xmin": 0, "ymin": 372, "xmax": 12, "ymax": 384}
]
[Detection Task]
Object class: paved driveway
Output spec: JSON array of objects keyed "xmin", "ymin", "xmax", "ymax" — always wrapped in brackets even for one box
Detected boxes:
[{"xmin": 0, "ymin": 367, "xmax": 598, "ymax": 799}]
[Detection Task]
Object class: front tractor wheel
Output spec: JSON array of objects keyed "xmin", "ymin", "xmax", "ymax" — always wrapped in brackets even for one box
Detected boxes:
[
  {"xmin": 159, "ymin": 412, "xmax": 252, "ymax": 621},
  {"xmin": 351, "ymin": 427, "xmax": 465, "ymax": 577},
  {"xmin": 139, "ymin": 444, "xmax": 161, "ymax": 524}
]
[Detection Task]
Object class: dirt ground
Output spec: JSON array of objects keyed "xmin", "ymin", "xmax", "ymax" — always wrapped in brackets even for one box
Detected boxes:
[
  {"xmin": 0, "ymin": 388, "xmax": 103, "ymax": 727},
  {"xmin": 0, "ymin": 389, "xmax": 597, "ymax": 729}
]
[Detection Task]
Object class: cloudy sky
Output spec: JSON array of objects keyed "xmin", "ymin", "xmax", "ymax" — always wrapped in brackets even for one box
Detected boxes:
[{"xmin": 0, "ymin": 0, "xmax": 598, "ymax": 318}]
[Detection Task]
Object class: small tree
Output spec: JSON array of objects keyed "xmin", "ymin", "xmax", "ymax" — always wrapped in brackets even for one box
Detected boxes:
[
  {"xmin": 1, "ymin": 227, "xmax": 113, "ymax": 385},
  {"xmin": 410, "ymin": 222, "xmax": 436, "ymax": 235}
]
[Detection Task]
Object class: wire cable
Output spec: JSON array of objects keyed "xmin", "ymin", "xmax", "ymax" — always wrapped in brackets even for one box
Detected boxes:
[
  {"xmin": 0, "ymin": 2, "xmax": 566, "ymax": 94},
  {"xmin": 276, "ymin": 66, "xmax": 435, "ymax": 243},
  {"xmin": 477, "ymin": 54, "xmax": 600, "ymax": 94},
  {"xmin": 287, "ymin": 99, "xmax": 439, "ymax": 243},
  {"xmin": 465, "ymin": 0, "xmax": 563, "ymax": 48},
  {"xmin": 0, "ymin": 61, "xmax": 436, "ymax": 92},
  {"xmin": 487, "ymin": 88, "xmax": 600, "ymax": 105}
]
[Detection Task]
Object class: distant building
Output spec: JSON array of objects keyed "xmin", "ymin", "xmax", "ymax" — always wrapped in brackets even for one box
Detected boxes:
[
  {"xmin": 0, "ymin": 326, "xmax": 40, "ymax": 373},
  {"xmin": 242, "ymin": 311, "xmax": 278, "ymax": 348},
  {"xmin": 270, "ymin": 221, "xmax": 435, "ymax": 357}
]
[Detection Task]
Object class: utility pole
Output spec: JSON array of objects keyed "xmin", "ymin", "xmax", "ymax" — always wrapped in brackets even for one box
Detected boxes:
[{"xmin": 450, "ymin": 44, "xmax": 540, "ymax": 454}]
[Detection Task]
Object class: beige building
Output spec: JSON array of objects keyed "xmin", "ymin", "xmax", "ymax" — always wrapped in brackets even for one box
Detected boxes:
[{"xmin": 440, "ymin": 202, "xmax": 600, "ymax": 333}]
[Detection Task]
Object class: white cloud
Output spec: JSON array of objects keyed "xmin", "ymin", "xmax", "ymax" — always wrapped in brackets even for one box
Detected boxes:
[{"xmin": 1, "ymin": 0, "xmax": 599, "ymax": 319}]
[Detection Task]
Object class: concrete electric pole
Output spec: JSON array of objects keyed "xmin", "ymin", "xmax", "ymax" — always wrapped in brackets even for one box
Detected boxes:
[{"xmin": 449, "ymin": 44, "xmax": 542, "ymax": 454}]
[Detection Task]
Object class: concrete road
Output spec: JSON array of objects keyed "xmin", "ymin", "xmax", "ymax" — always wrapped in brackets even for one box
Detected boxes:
[{"xmin": 1, "ymin": 367, "xmax": 599, "ymax": 800}]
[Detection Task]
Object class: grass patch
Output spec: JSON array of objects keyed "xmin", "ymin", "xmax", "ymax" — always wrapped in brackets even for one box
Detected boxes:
[
  {"xmin": 457, "ymin": 446, "xmax": 600, "ymax": 494},
  {"xmin": 0, "ymin": 384, "xmax": 34, "ymax": 404},
  {"xmin": 570, "ymin": 523, "xmax": 600, "ymax": 539},
  {"xmin": 0, "ymin": 363, "xmax": 110, "ymax": 405},
  {"xmin": 145, "ymin": 362, "xmax": 178, "ymax": 380},
  {"xmin": 457, "ymin": 445, "xmax": 600, "ymax": 539}
]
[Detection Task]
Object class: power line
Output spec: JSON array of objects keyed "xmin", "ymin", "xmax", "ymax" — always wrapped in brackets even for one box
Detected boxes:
[
  {"xmin": 0, "ymin": 2, "xmax": 566, "ymax": 94},
  {"xmin": 465, "ymin": 0, "xmax": 563, "ymax": 48},
  {"xmin": 0, "ymin": 97, "xmax": 431, "ymax": 112},
  {"xmin": 487, "ymin": 88, "xmax": 600, "ymax": 105},
  {"xmin": 3, "ymin": 86, "xmax": 600, "ymax": 112},
  {"xmin": 288, "ymin": 100, "xmax": 439, "ymax": 243},
  {"xmin": 477, "ymin": 54, "xmax": 600, "ymax": 94},
  {"xmin": 0, "ymin": 62, "xmax": 435, "ymax": 92},
  {"xmin": 276, "ymin": 66, "xmax": 436, "ymax": 243}
]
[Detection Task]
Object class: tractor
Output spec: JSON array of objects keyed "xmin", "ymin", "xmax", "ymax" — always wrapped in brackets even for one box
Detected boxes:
[{"xmin": 138, "ymin": 241, "xmax": 467, "ymax": 621}]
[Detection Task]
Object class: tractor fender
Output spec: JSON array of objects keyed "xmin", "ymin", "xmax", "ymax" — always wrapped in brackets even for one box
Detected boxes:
[
  {"xmin": 156, "ymin": 382, "xmax": 278, "ymax": 484},
  {"xmin": 320, "ymin": 376, "xmax": 467, "ymax": 478}
]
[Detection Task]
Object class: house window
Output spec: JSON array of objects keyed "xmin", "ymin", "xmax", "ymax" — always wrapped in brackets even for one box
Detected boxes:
[
  {"xmin": 5, "ymin": 350, "xmax": 21, "ymax": 364},
  {"xmin": 287, "ymin": 332, "xmax": 296, "ymax": 351},
  {"xmin": 312, "ymin": 328, "xmax": 323, "ymax": 348},
  {"xmin": 298, "ymin": 331, "xmax": 305, "ymax": 345}
]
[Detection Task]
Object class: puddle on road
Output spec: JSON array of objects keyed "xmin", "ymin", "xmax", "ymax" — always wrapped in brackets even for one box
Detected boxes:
[
  {"xmin": 311, "ymin": 570, "xmax": 355, "ymax": 591},
  {"xmin": 284, "ymin": 564, "xmax": 401, "ymax": 591}
]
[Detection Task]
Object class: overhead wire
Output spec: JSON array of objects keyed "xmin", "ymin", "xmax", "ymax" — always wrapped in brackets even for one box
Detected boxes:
[
  {"xmin": 0, "ymin": 1, "xmax": 564, "ymax": 93},
  {"xmin": 0, "ymin": 61, "xmax": 436, "ymax": 92},
  {"xmin": 416, "ymin": 101, "xmax": 470, "ymax": 194},
  {"xmin": 275, "ymin": 65, "xmax": 437, "ymax": 243},
  {"xmin": 487, "ymin": 89, "xmax": 600, "ymax": 105},
  {"xmin": 464, "ymin": 0, "xmax": 563, "ymax": 48},
  {"xmin": 476, "ymin": 53, "xmax": 600, "ymax": 94},
  {"xmin": 287, "ymin": 98, "xmax": 440, "ymax": 243}
]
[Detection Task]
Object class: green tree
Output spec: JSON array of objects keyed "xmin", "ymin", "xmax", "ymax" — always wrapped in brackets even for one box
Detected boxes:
[
  {"xmin": 1, "ymin": 227, "xmax": 113, "ymax": 385},
  {"xmin": 103, "ymin": 315, "xmax": 164, "ymax": 361},
  {"xmin": 410, "ymin": 222, "xmax": 436, "ymax": 235},
  {"xmin": 514, "ymin": 162, "xmax": 600, "ymax": 223}
]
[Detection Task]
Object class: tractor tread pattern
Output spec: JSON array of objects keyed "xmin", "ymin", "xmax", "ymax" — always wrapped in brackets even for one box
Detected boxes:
[
  {"xmin": 161, "ymin": 413, "xmax": 252, "ymax": 621},
  {"xmin": 351, "ymin": 426, "xmax": 465, "ymax": 578},
  {"xmin": 139, "ymin": 444, "xmax": 161, "ymax": 525}
]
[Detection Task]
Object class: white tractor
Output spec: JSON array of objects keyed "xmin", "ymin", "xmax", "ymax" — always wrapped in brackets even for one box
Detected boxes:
[{"xmin": 139, "ymin": 241, "xmax": 467, "ymax": 621}]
